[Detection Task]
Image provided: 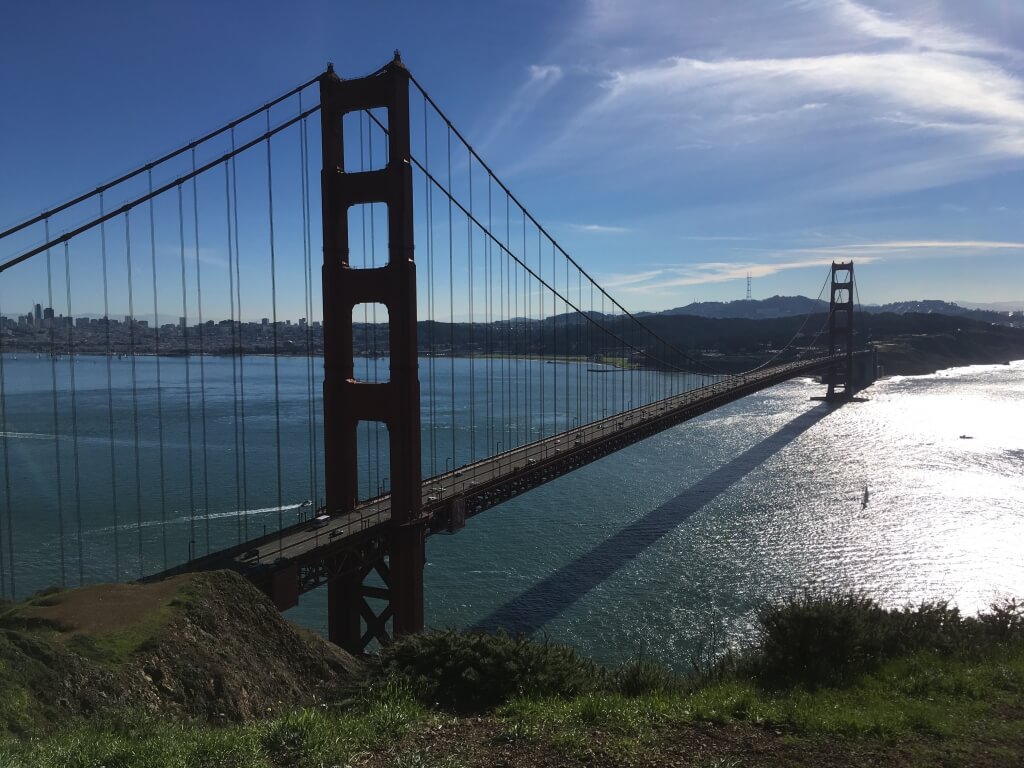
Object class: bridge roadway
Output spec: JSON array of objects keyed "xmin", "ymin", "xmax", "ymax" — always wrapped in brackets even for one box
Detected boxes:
[{"xmin": 152, "ymin": 354, "xmax": 844, "ymax": 595}]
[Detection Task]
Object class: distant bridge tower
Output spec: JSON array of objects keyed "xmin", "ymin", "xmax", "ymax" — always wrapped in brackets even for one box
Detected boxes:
[
  {"xmin": 320, "ymin": 54, "xmax": 424, "ymax": 652},
  {"xmin": 826, "ymin": 261, "xmax": 855, "ymax": 401}
]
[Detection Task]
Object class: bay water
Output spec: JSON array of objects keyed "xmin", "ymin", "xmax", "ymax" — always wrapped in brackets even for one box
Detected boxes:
[{"xmin": 1, "ymin": 353, "xmax": 1021, "ymax": 670}]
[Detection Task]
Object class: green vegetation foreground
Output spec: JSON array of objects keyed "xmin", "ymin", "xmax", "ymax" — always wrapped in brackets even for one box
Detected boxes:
[{"xmin": 1, "ymin": 573, "xmax": 1021, "ymax": 767}]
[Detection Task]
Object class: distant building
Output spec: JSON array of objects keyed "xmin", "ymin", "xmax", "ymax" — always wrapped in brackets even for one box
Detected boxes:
[{"xmin": 34, "ymin": 304, "xmax": 42, "ymax": 324}]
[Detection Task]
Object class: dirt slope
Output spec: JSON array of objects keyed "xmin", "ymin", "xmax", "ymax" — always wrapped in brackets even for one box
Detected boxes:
[{"xmin": 0, "ymin": 570, "xmax": 360, "ymax": 733}]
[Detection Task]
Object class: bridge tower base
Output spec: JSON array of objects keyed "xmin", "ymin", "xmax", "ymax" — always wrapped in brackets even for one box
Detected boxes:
[
  {"xmin": 826, "ymin": 261, "xmax": 855, "ymax": 402},
  {"xmin": 320, "ymin": 55, "xmax": 424, "ymax": 653}
]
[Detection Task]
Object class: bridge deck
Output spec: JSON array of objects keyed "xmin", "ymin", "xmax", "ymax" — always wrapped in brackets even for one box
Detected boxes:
[{"xmin": 150, "ymin": 355, "xmax": 843, "ymax": 592}]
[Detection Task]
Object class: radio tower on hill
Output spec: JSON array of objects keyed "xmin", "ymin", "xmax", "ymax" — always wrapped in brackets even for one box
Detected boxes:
[{"xmin": 746, "ymin": 272, "xmax": 752, "ymax": 300}]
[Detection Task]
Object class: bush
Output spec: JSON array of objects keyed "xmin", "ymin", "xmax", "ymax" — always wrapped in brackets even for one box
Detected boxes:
[
  {"xmin": 977, "ymin": 598, "xmax": 1024, "ymax": 642},
  {"xmin": 752, "ymin": 589, "xmax": 888, "ymax": 689},
  {"xmin": 375, "ymin": 630, "xmax": 603, "ymax": 713},
  {"xmin": 748, "ymin": 589, "xmax": 1024, "ymax": 690}
]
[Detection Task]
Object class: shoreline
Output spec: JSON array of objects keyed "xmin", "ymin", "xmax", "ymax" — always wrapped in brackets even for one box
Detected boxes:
[{"xmin": 3, "ymin": 350, "xmax": 1021, "ymax": 378}]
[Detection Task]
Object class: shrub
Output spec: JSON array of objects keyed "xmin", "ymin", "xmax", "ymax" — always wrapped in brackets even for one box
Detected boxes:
[
  {"xmin": 747, "ymin": 589, "xmax": 1024, "ymax": 690},
  {"xmin": 751, "ymin": 589, "xmax": 888, "ymax": 689},
  {"xmin": 977, "ymin": 598, "xmax": 1024, "ymax": 642},
  {"xmin": 375, "ymin": 630, "xmax": 603, "ymax": 713}
]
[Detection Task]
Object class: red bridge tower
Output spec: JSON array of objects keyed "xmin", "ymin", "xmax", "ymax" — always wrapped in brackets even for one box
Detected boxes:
[{"xmin": 319, "ymin": 55, "xmax": 424, "ymax": 652}]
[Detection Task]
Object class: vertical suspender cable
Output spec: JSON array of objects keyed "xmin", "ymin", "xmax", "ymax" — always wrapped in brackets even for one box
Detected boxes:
[
  {"xmin": 225, "ymin": 160, "xmax": 242, "ymax": 541},
  {"xmin": 512, "ymin": 202, "xmax": 520, "ymax": 450},
  {"xmin": 44, "ymin": 220, "xmax": 67, "ymax": 586},
  {"xmin": 423, "ymin": 98, "xmax": 438, "ymax": 478},
  {"xmin": 231, "ymin": 128, "xmax": 250, "ymax": 539},
  {"xmin": 148, "ymin": 172, "xmax": 168, "ymax": 570},
  {"xmin": 178, "ymin": 186, "xmax": 196, "ymax": 557},
  {"xmin": 63, "ymin": 242, "xmax": 83, "ymax": 585},
  {"xmin": 266, "ymin": 112, "xmax": 285, "ymax": 542},
  {"xmin": 536, "ymin": 228, "xmax": 543, "ymax": 437},
  {"xmin": 552, "ymin": 241, "xmax": 558, "ymax": 434},
  {"xmin": 447, "ymin": 127, "xmax": 456, "ymax": 467},
  {"xmin": 298, "ymin": 97, "xmax": 316, "ymax": 509},
  {"xmin": 486, "ymin": 177, "xmax": 493, "ymax": 454},
  {"xmin": 302, "ymin": 104, "xmax": 319, "ymax": 508},
  {"xmin": 191, "ymin": 150, "xmax": 211, "ymax": 554},
  {"xmin": 502, "ymin": 196, "xmax": 508, "ymax": 452},
  {"xmin": 100, "ymin": 197, "xmax": 120, "ymax": 578},
  {"xmin": 299, "ymin": 102, "xmax": 317, "ymax": 512},
  {"xmin": 0, "ymin": 300, "xmax": 12, "ymax": 597},
  {"xmin": 577, "ymin": 268, "xmax": 582, "ymax": 428},
  {"xmin": 125, "ymin": 213, "xmax": 144, "ymax": 576},
  {"xmin": 467, "ymin": 154, "xmax": 475, "ymax": 462},
  {"xmin": 513, "ymin": 229, "xmax": 520, "ymax": 444}
]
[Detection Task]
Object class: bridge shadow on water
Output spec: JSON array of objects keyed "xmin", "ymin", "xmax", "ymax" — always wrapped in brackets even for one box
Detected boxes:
[{"xmin": 472, "ymin": 402, "xmax": 837, "ymax": 635}]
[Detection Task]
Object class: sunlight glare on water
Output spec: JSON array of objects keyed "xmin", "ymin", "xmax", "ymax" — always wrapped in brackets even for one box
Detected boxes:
[
  {"xmin": 2, "ymin": 352, "xmax": 1021, "ymax": 670},
  {"xmin": 411, "ymin": 361, "xmax": 1024, "ymax": 668}
]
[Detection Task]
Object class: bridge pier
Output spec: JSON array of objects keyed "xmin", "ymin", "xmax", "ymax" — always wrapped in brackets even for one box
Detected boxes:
[{"xmin": 320, "ymin": 55, "xmax": 425, "ymax": 653}]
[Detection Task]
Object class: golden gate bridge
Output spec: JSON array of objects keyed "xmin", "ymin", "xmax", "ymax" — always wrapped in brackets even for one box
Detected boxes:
[{"xmin": 0, "ymin": 54, "xmax": 874, "ymax": 652}]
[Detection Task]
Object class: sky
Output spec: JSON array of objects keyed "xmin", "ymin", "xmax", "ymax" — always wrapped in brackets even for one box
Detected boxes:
[{"xmin": 2, "ymin": 0, "xmax": 1023, "ymax": 317}]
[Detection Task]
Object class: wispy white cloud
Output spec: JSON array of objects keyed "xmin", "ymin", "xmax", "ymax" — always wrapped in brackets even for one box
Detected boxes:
[
  {"xmin": 679, "ymin": 235, "xmax": 757, "ymax": 241},
  {"xmin": 602, "ymin": 52, "xmax": 1024, "ymax": 127},
  {"xmin": 600, "ymin": 239, "xmax": 1024, "ymax": 293},
  {"xmin": 823, "ymin": 239, "xmax": 1024, "ymax": 250},
  {"xmin": 517, "ymin": 0, "xmax": 1024, "ymax": 197},
  {"xmin": 601, "ymin": 256, "xmax": 845, "ymax": 293},
  {"xmin": 826, "ymin": 0, "xmax": 1012, "ymax": 55},
  {"xmin": 565, "ymin": 222, "xmax": 631, "ymax": 234},
  {"xmin": 527, "ymin": 64, "xmax": 563, "ymax": 84},
  {"xmin": 476, "ymin": 64, "xmax": 563, "ymax": 153}
]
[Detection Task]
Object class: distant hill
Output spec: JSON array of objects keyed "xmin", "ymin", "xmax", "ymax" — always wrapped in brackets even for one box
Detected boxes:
[
  {"xmin": 955, "ymin": 300, "xmax": 1024, "ymax": 313},
  {"xmin": 642, "ymin": 295, "xmax": 1021, "ymax": 327},
  {"xmin": 863, "ymin": 299, "xmax": 1019, "ymax": 326},
  {"xmin": 641, "ymin": 295, "xmax": 828, "ymax": 320}
]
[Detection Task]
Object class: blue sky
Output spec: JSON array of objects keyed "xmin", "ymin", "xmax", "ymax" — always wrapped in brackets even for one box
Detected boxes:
[{"xmin": 2, "ymin": 0, "xmax": 1023, "ymax": 316}]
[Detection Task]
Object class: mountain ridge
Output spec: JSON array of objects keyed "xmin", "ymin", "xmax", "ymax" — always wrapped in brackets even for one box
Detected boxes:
[{"xmin": 640, "ymin": 295, "xmax": 1022, "ymax": 326}]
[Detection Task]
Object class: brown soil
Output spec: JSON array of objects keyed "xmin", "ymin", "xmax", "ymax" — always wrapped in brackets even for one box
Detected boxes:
[
  {"xmin": 0, "ymin": 570, "xmax": 362, "ymax": 732},
  {"xmin": 16, "ymin": 576, "xmax": 188, "ymax": 635}
]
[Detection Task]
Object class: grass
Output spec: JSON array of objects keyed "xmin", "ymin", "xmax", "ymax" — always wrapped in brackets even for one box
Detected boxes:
[
  {"xmin": 64, "ymin": 603, "xmax": 177, "ymax": 663},
  {"xmin": 0, "ymin": 682, "xmax": 427, "ymax": 768},
  {"xmin": 482, "ymin": 594, "xmax": 1024, "ymax": 763},
  {"xmin": 2, "ymin": 590, "xmax": 1021, "ymax": 766},
  {"xmin": 491, "ymin": 645, "xmax": 1024, "ymax": 762},
  {"xmin": 1, "ymin": 581, "xmax": 183, "ymax": 665}
]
